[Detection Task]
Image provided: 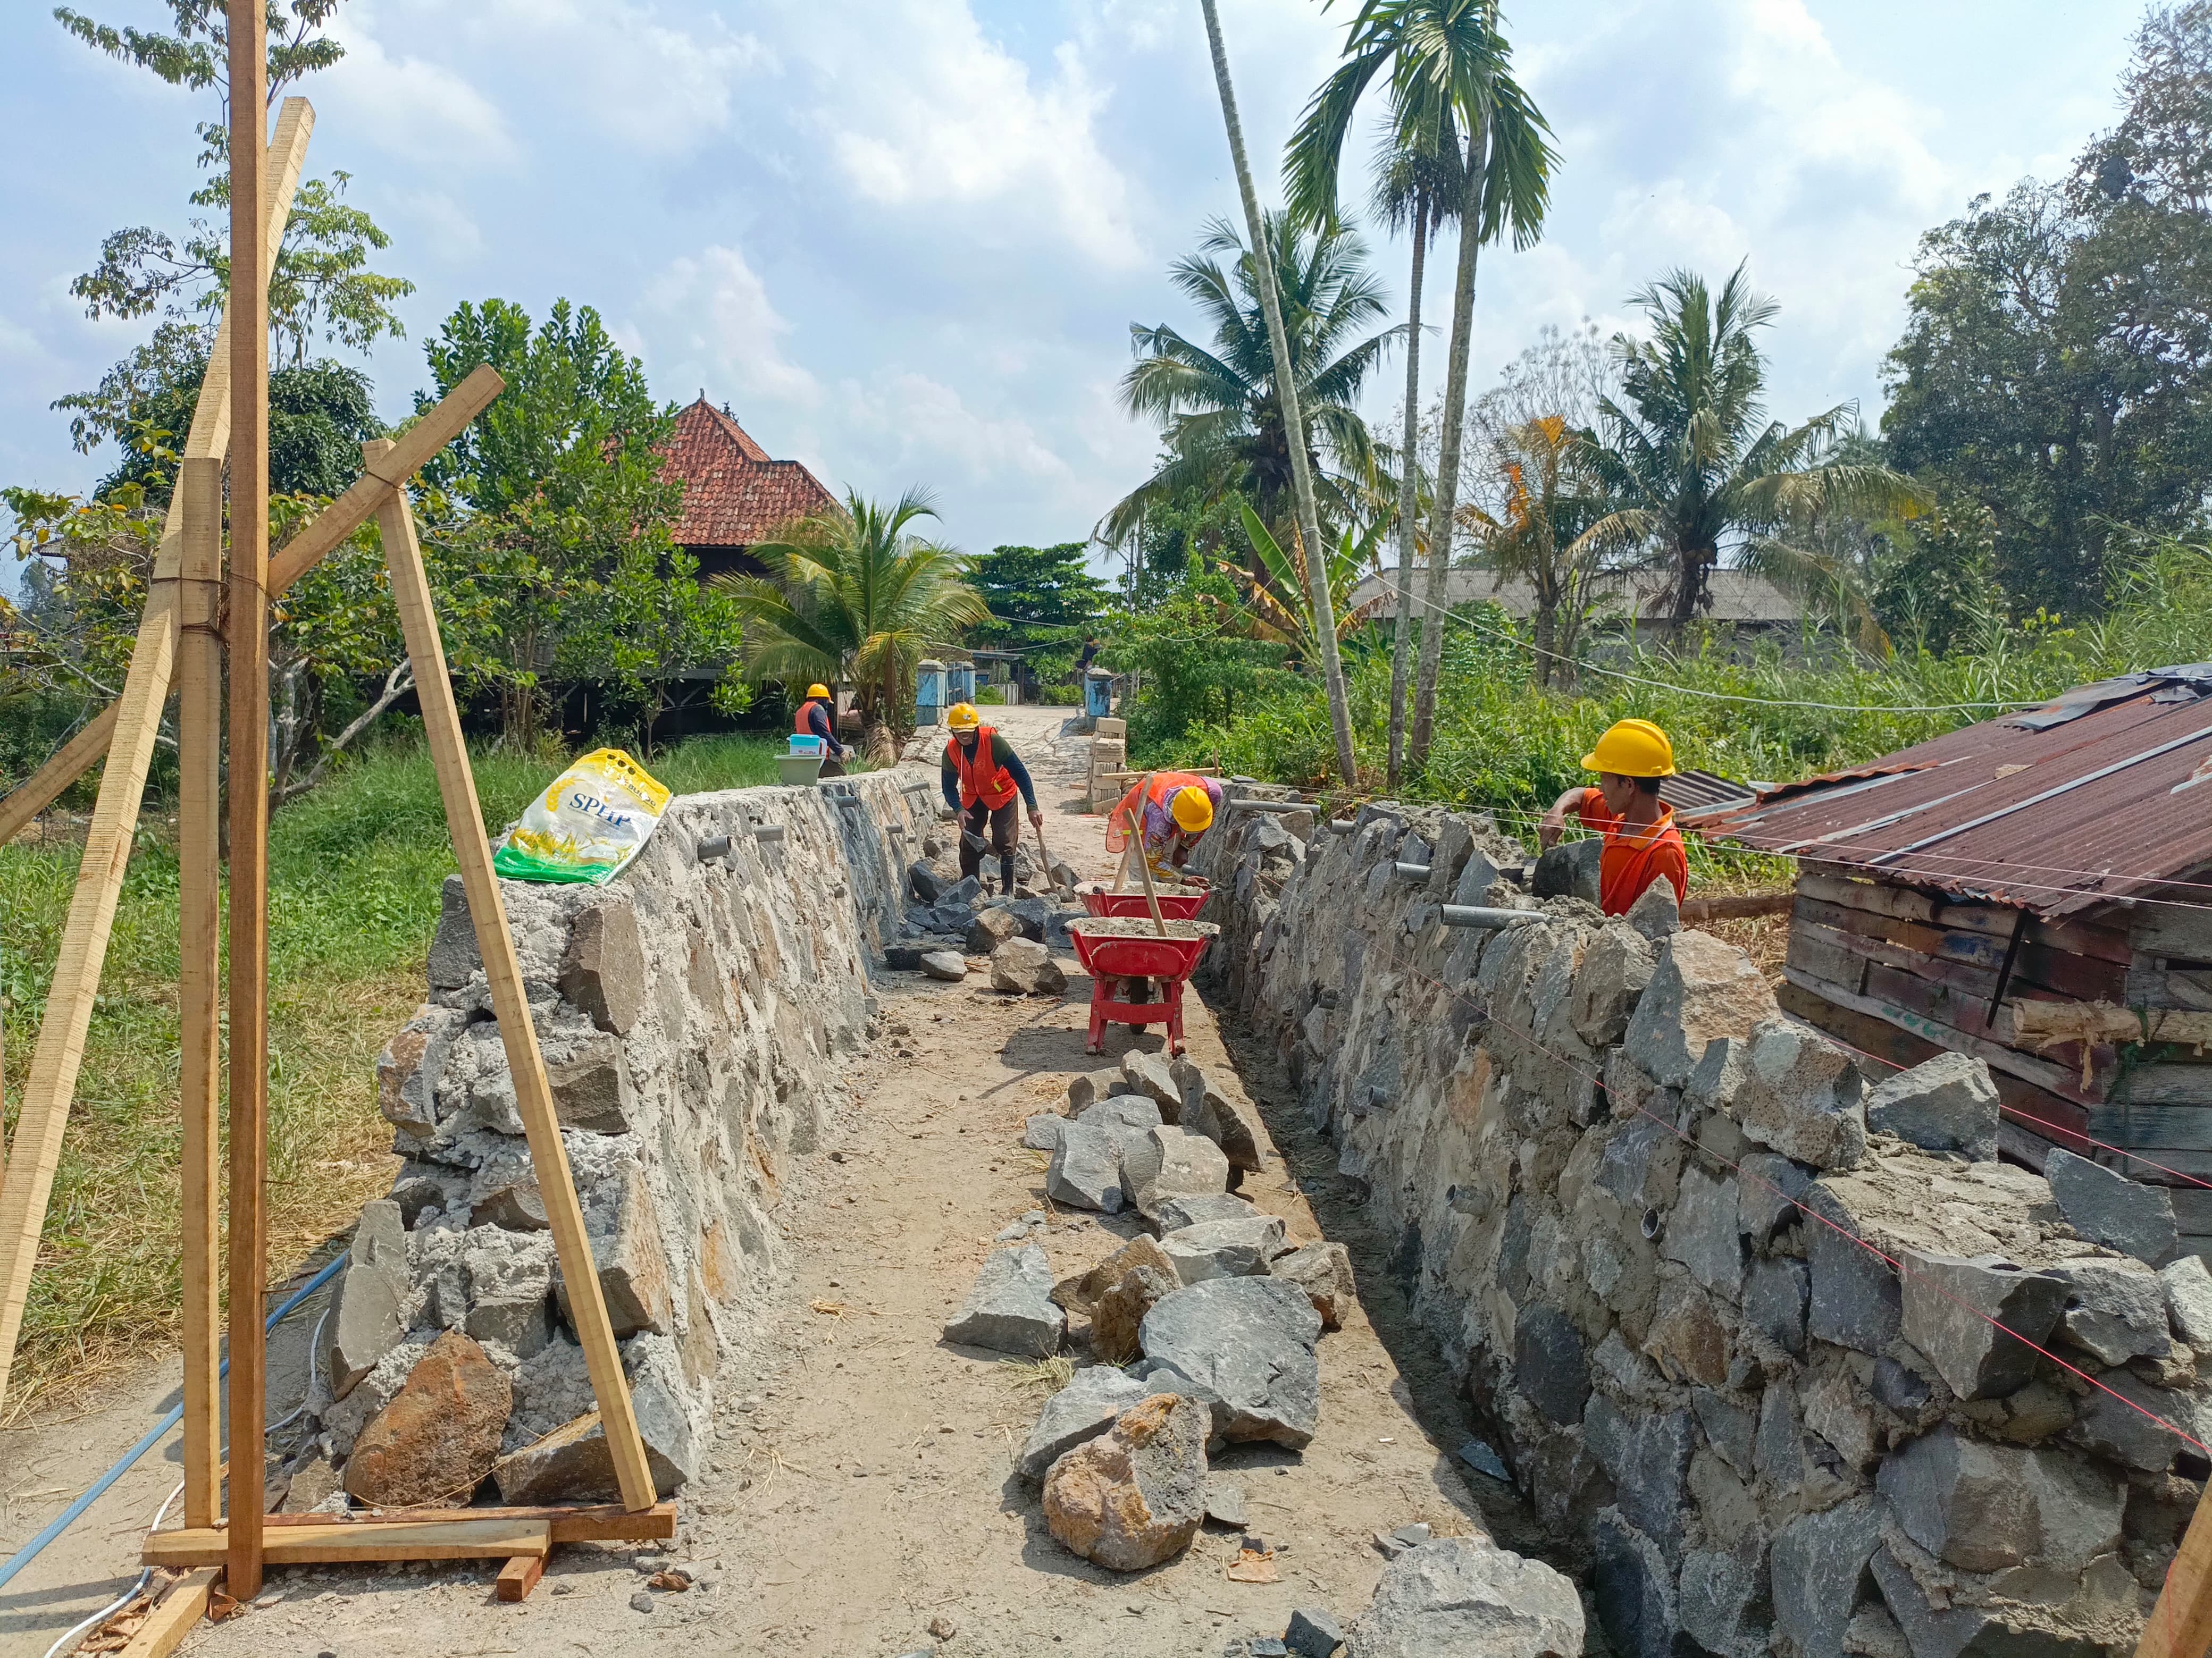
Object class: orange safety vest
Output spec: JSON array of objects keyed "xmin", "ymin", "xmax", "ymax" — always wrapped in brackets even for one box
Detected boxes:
[
  {"xmin": 794, "ymin": 697, "xmax": 831, "ymax": 738},
  {"xmin": 1104, "ymin": 772, "xmax": 1208, "ymax": 853},
  {"xmin": 948, "ymin": 726, "xmax": 1019, "ymax": 809}
]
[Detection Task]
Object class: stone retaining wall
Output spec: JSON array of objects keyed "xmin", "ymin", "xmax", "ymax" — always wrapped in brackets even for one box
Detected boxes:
[
  {"xmin": 303, "ymin": 770, "xmax": 935, "ymax": 1509},
  {"xmin": 1189, "ymin": 793, "xmax": 2211, "ymax": 1658}
]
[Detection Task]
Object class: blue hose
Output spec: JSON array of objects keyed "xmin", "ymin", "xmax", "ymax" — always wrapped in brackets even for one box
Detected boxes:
[{"xmin": 0, "ymin": 1249, "xmax": 351, "ymax": 1592}]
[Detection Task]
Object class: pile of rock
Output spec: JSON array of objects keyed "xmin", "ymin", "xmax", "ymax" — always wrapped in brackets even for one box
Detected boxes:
[
  {"xmin": 1030, "ymin": 1049, "xmax": 1266, "ymax": 1215},
  {"xmin": 1191, "ymin": 795, "xmax": 2211, "ymax": 1658},
  {"xmin": 888, "ymin": 845, "xmax": 1090, "ymax": 992}
]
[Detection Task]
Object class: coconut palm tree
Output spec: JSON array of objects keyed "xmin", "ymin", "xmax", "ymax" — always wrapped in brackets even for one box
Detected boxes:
[
  {"xmin": 715, "ymin": 487, "xmax": 987, "ymax": 750},
  {"xmin": 1461, "ymin": 414, "xmax": 1618, "ymax": 685},
  {"xmin": 1196, "ymin": 0, "xmax": 1357, "ymax": 784},
  {"xmin": 1583, "ymin": 265, "xmax": 1928, "ymax": 634},
  {"xmin": 1286, "ymin": 0, "xmax": 1556, "ymax": 773},
  {"xmin": 1105, "ymin": 213, "xmax": 1400, "ymax": 579}
]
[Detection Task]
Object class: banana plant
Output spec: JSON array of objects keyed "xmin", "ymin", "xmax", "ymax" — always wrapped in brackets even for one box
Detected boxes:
[{"xmin": 1215, "ymin": 501, "xmax": 1388, "ymax": 655}]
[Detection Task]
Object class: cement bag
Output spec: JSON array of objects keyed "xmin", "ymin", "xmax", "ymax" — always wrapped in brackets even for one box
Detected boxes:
[{"xmin": 493, "ymin": 748, "xmax": 671, "ymax": 885}]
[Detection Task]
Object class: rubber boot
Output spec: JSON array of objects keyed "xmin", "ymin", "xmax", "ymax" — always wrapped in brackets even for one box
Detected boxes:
[{"xmin": 1000, "ymin": 852, "xmax": 1017, "ymax": 896}]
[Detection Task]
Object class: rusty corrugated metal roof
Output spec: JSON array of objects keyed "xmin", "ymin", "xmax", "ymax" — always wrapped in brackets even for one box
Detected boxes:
[
  {"xmin": 1662, "ymin": 768, "xmax": 1757, "ymax": 813},
  {"xmin": 1682, "ymin": 666, "xmax": 2212, "ymax": 920}
]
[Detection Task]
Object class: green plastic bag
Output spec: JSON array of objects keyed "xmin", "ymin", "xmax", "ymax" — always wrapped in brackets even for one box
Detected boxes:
[{"xmin": 493, "ymin": 748, "xmax": 671, "ymax": 885}]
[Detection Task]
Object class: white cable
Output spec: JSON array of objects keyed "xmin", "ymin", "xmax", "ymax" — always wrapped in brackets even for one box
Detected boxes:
[
  {"xmin": 41, "ymin": 1483, "xmax": 183, "ymax": 1658},
  {"xmin": 268, "ymin": 1306, "xmax": 332, "ymax": 1438}
]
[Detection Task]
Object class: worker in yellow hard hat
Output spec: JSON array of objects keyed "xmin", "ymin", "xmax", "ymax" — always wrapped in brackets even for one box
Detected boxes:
[
  {"xmin": 794, "ymin": 681, "xmax": 851, "ymax": 775},
  {"xmin": 1105, "ymin": 771, "xmax": 1222, "ymax": 880},
  {"xmin": 941, "ymin": 702, "xmax": 1042, "ymax": 893},
  {"xmin": 1537, "ymin": 718, "xmax": 1688, "ymax": 916}
]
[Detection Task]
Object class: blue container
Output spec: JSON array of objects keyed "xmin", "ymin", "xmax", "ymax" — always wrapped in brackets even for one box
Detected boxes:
[
  {"xmin": 915, "ymin": 659, "xmax": 945, "ymax": 727},
  {"xmin": 789, "ymin": 734, "xmax": 825, "ymax": 755},
  {"xmin": 1083, "ymin": 668, "xmax": 1114, "ymax": 719},
  {"xmin": 945, "ymin": 661, "xmax": 977, "ymax": 705}
]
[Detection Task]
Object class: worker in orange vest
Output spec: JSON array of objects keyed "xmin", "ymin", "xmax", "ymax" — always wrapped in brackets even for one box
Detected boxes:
[
  {"xmin": 794, "ymin": 681, "xmax": 852, "ymax": 776},
  {"xmin": 1106, "ymin": 771, "xmax": 1221, "ymax": 880},
  {"xmin": 1537, "ymin": 718, "xmax": 1689, "ymax": 915},
  {"xmin": 941, "ymin": 703, "xmax": 1042, "ymax": 894}
]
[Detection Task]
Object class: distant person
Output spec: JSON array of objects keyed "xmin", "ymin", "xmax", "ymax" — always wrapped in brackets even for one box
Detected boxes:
[
  {"xmin": 1107, "ymin": 771, "xmax": 1220, "ymax": 881},
  {"xmin": 1537, "ymin": 718, "xmax": 1689, "ymax": 916},
  {"xmin": 794, "ymin": 682, "xmax": 852, "ymax": 777},
  {"xmin": 942, "ymin": 702, "xmax": 1043, "ymax": 894},
  {"xmin": 1077, "ymin": 635, "xmax": 1102, "ymax": 672}
]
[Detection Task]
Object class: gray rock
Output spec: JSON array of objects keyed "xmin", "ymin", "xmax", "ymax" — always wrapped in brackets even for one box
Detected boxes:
[
  {"xmin": 1014, "ymin": 1365, "xmax": 1151, "ymax": 1480},
  {"xmin": 1006, "ymin": 895, "xmax": 1052, "ymax": 941},
  {"xmin": 1898, "ymin": 1250, "xmax": 2067, "ymax": 1399},
  {"xmin": 920, "ymin": 950, "xmax": 967, "ymax": 982},
  {"xmin": 1871, "ymin": 1356, "xmax": 1931, "ymax": 1414},
  {"xmin": 989, "ymin": 936, "xmax": 1066, "ymax": 995},
  {"xmin": 1065, "ymin": 1068, "xmax": 1128, "ymax": 1112},
  {"xmin": 1590, "ymin": 1510, "xmax": 1678, "ymax": 1658},
  {"xmin": 1588, "ymin": 1401, "xmax": 1692, "ymax": 1559},
  {"xmin": 1378, "ymin": 1522, "xmax": 1431, "ymax": 1558},
  {"xmin": 1569, "ymin": 923, "xmax": 1656, "ymax": 1048},
  {"xmin": 2070, "ymin": 1366, "xmax": 2190, "ymax": 1471},
  {"xmin": 882, "ymin": 944, "xmax": 926, "ymax": 971},
  {"xmin": 375, "ymin": 1004, "xmax": 466, "ymax": 1135},
  {"xmin": 1532, "ymin": 838, "xmax": 1602, "ymax": 904},
  {"xmin": 1160, "ymin": 1215, "xmax": 1287, "ymax": 1285},
  {"xmin": 558, "ymin": 903, "xmax": 646, "ymax": 1034},
  {"xmin": 1285, "ymin": 1605, "xmax": 1344, "ymax": 1658},
  {"xmin": 1023, "ymin": 1115, "xmax": 1065, "ymax": 1152},
  {"xmin": 1457, "ymin": 1439, "xmax": 1510, "ymax": 1481},
  {"xmin": 1692, "ymin": 1389, "xmax": 1757, "ymax": 1479},
  {"xmin": 1270, "ymin": 1240, "xmax": 1356, "ymax": 1331},
  {"xmin": 1867, "ymin": 1544, "xmax": 2084, "ymax": 1658},
  {"xmin": 1678, "ymin": 1542, "xmax": 1767, "ymax": 1658},
  {"xmin": 940, "ymin": 875, "xmax": 982, "ymax": 909},
  {"xmin": 1624, "ymin": 879, "xmax": 1681, "ymax": 941},
  {"xmin": 1804, "ymin": 1184, "xmax": 1901, "ymax": 1354},
  {"xmin": 1345, "ymin": 1536, "xmax": 1583, "ymax": 1658},
  {"xmin": 1863, "ymin": 1053, "xmax": 1999, "ymax": 1160},
  {"xmin": 426, "ymin": 877, "xmax": 484, "ymax": 991},
  {"xmin": 1122, "ymin": 1049, "xmax": 1186, "ymax": 1120},
  {"xmin": 908, "ymin": 859, "xmax": 943, "ymax": 903},
  {"xmin": 326, "ymin": 1200, "xmax": 408, "ymax": 1400},
  {"xmin": 1742, "ymin": 1256, "xmax": 1809, "ymax": 1354},
  {"xmin": 2164, "ymin": 1253, "xmax": 2212, "ymax": 1348},
  {"xmin": 2046, "ymin": 1148, "xmax": 2179, "ymax": 1265},
  {"xmin": 943, "ymin": 1244, "xmax": 1066, "ymax": 1357},
  {"xmin": 462, "ymin": 1226, "xmax": 556, "ymax": 1359},
  {"xmin": 1041, "ymin": 1392, "xmax": 1209, "ymax": 1571},
  {"xmin": 1663, "ymin": 1165, "xmax": 1746, "ymax": 1297},
  {"xmin": 1075, "ymin": 1094, "xmax": 1164, "ymax": 1132},
  {"xmin": 1154, "ymin": 1193, "xmax": 1255, "ymax": 1232},
  {"xmin": 1621, "ymin": 932, "xmax": 1778, "ymax": 1089},
  {"xmin": 1125, "ymin": 1126, "xmax": 1231, "ymax": 1222},
  {"xmin": 1769, "ymin": 1497, "xmax": 1880, "ymax": 1658},
  {"xmin": 1512, "ymin": 1304, "xmax": 1590, "ymax": 1426},
  {"xmin": 1139, "ymin": 1276, "xmax": 1322, "ymax": 1449},
  {"xmin": 1046, "ymin": 1121, "xmax": 1127, "ymax": 1213},
  {"xmin": 544, "ymin": 1039, "xmax": 636, "ymax": 1135},
  {"xmin": 2057, "ymin": 1256, "xmax": 2172, "ymax": 1364},
  {"xmin": 1723, "ymin": 1018, "xmax": 1868, "ymax": 1171},
  {"xmin": 555, "ymin": 1162, "xmax": 672, "ymax": 1339},
  {"xmin": 965, "ymin": 907, "xmax": 1023, "ymax": 954},
  {"xmin": 1880, "ymin": 1426, "xmax": 2125, "ymax": 1571},
  {"xmin": 1204, "ymin": 1477, "xmax": 1249, "ymax": 1529},
  {"xmin": 1736, "ymin": 1150, "xmax": 1812, "ymax": 1246}
]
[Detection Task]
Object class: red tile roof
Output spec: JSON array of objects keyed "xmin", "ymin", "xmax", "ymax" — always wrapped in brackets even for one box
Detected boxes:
[{"xmin": 664, "ymin": 399, "xmax": 835, "ymax": 549}]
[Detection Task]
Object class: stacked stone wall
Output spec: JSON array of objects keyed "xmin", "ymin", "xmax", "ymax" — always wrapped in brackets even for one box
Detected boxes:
[{"xmin": 1189, "ymin": 791, "xmax": 2210, "ymax": 1658}]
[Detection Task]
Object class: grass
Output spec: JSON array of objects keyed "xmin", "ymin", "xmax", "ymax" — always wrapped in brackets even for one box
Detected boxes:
[{"xmin": 0, "ymin": 728, "xmax": 782, "ymax": 1423}]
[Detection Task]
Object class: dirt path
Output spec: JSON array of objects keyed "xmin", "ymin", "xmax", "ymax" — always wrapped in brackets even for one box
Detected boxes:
[{"xmin": 2, "ymin": 709, "xmax": 1552, "ymax": 1657}]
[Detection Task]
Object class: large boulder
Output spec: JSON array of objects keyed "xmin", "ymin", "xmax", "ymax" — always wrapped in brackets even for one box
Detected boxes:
[
  {"xmin": 989, "ymin": 937, "xmax": 1067, "ymax": 995},
  {"xmin": 1864, "ymin": 1053, "xmax": 1999, "ymax": 1161},
  {"xmin": 1898, "ymin": 1250, "xmax": 2066, "ymax": 1399},
  {"xmin": 2045, "ymin": 1148, "xmax": 2179, "ymax": 1265},
  {"xmin": 965, "ymin": 907, "xmax": 1023, "ymax": 954},
  {"xmin": 1621, "ymin": 932, "xmax": 1778, "ymax": 1089},
  {"xmin": 1123, "ymin": 1126, "xmax": 1231, "ymax": 1223},
  {"xmin": 1570, "ymin": 923, "xmax": 1657, "ymax": 1048},
  {"xmin": 325, "ymin": 1200, "xmax": 408, "ymax": 1400},
  {"xmin": 1769, "ymin": 1497, "xmax": 1881, "ymax": 1658},
  {"xmin": 1695, "ymin": 1018, "xmax": 1867, "ymax": 1171},
  {"xmin": 1345, "ymin": 1536, "xmax": 1585, "ymax": 1658},
  {"xmin": 942, "ymin": 1244, "xmax": 1065, "ymax": 1357},
  {"xmin": 1041, "ymin": 1393, "xmax": 1210, "ymax": 1571},
  {"xmin": 1016, "ymin": 1365, "xmax": 1154, "ymax": 1482},
  {"xmin": 1046, "ymin": 1121, "xmax": 1129, "ymax": 1213},
  {"xmin": 1139, "ymin": 1276, "xmax": 1322, "ymax": 1449},
  {"xmin": 1270, "ymin": 1241, "xmax": 1356, "ymax": 1331},
  {"xmin": 1092, "ymin": 1264, "xmax": 1179, "ymax": 1364},
  {"xmin": 2055, "ymin": 1256, "xmax": 2172, "ymax": 1365},
  {"xmin": 1159, "ymin": 1214, "xmax": 1287, "ymax": 1285},
  {"xmin": 1876, "ymin": 1426, "xmax": 2123, "ymax": 1572},
  {"xmin": 558, "ymin": 903, "xmax": 646, "ymax": 1034},
  {"xmin": 343, "ymin": 1331, "xmax": 511, "ymax": 1506}
]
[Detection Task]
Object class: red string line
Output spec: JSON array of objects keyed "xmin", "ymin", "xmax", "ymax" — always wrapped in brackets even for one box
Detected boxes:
[{"xmin": 1327, "ymin": 914, "xmax": 2212, "ymax": 1459}]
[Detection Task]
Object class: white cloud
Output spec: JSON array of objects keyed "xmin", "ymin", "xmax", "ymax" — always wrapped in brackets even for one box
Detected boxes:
[
  {"xmin": 645, "ymin": 245, "xmax": 822, "ymax": 413},
  {"xmin": 844, "ymin": 371, "xmax": 1075, "ymax": 486},
  {"xmin": 320, "ymin": 26, "xmax": 516, "ymax": 169}
]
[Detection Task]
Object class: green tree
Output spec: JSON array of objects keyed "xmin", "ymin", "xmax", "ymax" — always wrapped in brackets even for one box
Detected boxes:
[
  {"xmin": 1227, "ymin": 502, "xmax": 1387, "ymax": 657},
  {"xmin": 1460, "ymin": 415, "xmax": 1614, "ymax": 686},
  {"xmin": 1285, "ymin": 0, "xmax": 1557, "ymax": 771},
  {"xmin": 1587, "ymin": 265, "xmax": 1924, "ymax": 633},
  {"xmin": 716, "ymin": 489, "xmax": 988, "ymax": 750},
  {"xmin": 968, "ymin": 543, "xmax": 1110, "ymax": 685}
]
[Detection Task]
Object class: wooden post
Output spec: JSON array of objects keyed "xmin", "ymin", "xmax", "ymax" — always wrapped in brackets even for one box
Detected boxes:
[
  {"xmin": 0, "ymin": 707, "xmax": 120, "ymax": 847},
  {"xmin": 366, "ymin": 445, "xmax": 658, "ymax": 1511},
  {"xmin": 0, "ymin": 98, "xmax": 314, "ymax": 1418},
  {"xmin": 177, "ymin": 455, "xmax": 224, "ymax": 1528},
  {"xmin": 2139, "ymin": 1495, "xmax": 2212, "ymax": 1658},
  {"xmin": 224, "ymin": 0, "xmax": 271, "ymax": 1600}
]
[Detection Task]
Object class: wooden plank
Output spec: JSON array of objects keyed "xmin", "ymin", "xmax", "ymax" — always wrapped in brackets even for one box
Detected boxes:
[
  {"xmin": 116, "ymin": 1567, "xmax": 221, "ymax": 1658},
  {"xmin": 224, "ymin": 1, "xmax": 271, "ymax": 1600},
  {"xmin": 2086, "ymin": 1106, "xmax": 2212, "ymax": 1152},
  {"xmin": 1785, "ymin": 925, "xmax": 1869, "ymax": 996},
  {"xmin": 495, "ymin": 1554, "xmax": 545, "ymax": 1603},
  {"xmin": 1796, "ymin": 869, "xmax": 2134, "ymax": 963},
  {"xmin": 368, "ymin": 447, "xmax": 656, "ymax": 1511},
  {"xmin": 1794, "ymin": 896, "xmax": 2011, "ymax": 972},
  {"xmin": 262, "ymin": 1500, "xmax": 677, "ymax": 1543},
  {"xmin": 0, "ymin": 357, "xmax": 498, "ymax": 848},
  {"xmin": 2130, "ymin": 904, "xmax": 2212, "ymax": 961},
  {"xmin": 1681, "ymin": 892, "xmax": 1794, "ymax": 922},
  {"xmin": 0, "ymin": 706, "xmax": 119, "ymax": 846},
  {"xmin": 1796, "ymin": 916, "xmax": 1995, "ymax": 1000},
  {"xmin": 0, "ymin": 95, "xmax": 315, "ymax": 1419},
  {"xmin": 2009, "ymin": 940, "xmax": 2129, "ymax": 1004},
  {"xmin": 2137, "ymin": 1485, "xmax": 2212, "ymax": 1658},
  {"xmin": 145, "ymin": 1519, "xmax": 551, "ymax": 1569},
  {"xmin": 176, "ymin": 456, "xmax": 223, "ymax": 1528}
]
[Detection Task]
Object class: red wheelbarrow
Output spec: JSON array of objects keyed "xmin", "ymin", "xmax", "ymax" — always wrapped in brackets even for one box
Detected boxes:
[
  {"xmin": 1082, "ymin": 886, "xmax": 1210, "ymax": 922},
  {"xmin": 1066, "ymin": 918, "xmax": 1219, "ymax": 1056}
]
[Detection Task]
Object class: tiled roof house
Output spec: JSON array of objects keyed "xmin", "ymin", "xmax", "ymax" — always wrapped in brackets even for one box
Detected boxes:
[{"xmin": 664, "ymin": 397, "xmax": 836, "ymax": 581}]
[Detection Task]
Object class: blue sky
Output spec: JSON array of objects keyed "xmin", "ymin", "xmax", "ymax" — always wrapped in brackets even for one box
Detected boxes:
[{"xmin": 0, "ymin": 0, "xmax": 2142, "ymax": 577}]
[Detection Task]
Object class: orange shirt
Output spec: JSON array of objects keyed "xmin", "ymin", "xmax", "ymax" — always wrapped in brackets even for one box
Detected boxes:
[{"xmin": 1576, "ymin": 788, "xmax": 1689, "ymax": 916}]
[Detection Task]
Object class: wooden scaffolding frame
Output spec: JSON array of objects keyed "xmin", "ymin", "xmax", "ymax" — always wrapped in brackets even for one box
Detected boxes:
[{"xmin": 1, "ymin": 8, "xmax": 668, "ymax": 1644}]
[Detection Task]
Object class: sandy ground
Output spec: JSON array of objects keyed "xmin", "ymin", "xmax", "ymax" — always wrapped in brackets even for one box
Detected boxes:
[{"xmin": 0, "ymin": 705, "xmax": 1565, "ymax": 1658}]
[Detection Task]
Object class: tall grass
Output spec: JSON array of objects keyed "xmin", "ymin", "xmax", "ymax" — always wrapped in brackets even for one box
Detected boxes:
[{"xmin": 0, "ymin": 728, "xmax": 781, "ymax": 1420}]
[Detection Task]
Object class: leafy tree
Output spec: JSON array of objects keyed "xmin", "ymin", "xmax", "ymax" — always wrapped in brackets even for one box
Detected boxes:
[
  {"xmin": 1126, "ymin": 477, "xmax": 1244, "ymax": 605},
  {"xmin": 1107, "ymin": 215, "xmax": 1399, "ymax": 571},
  {"xmin": 1285, "ymin": 0, "xmax": 1557, "ymax": 772},
  {"xmin": 1097, "ymin": 577, "xmax": 1300, "ymax": 753},
  {"xmin": 968, "ymin": 543, "xmax": 1110, "ymax": 685},
  {"xmin": 1460, "ymin": 416, "xmax": 1615, "ymax": 685},
  {"xmin": 1587, "ymin": 265, "xmax": 1924, "ymax": 633},
  {"xmin": 53, "ymin": 2, "xmax": 414, "ymax": 368},
  {"xmin": 1226, "ymin": 503, "xmax": 1386, "ymax": 657},
  {"xmin": 1882, "ymin": 6, "xmax": 2212, "ymax": 615},
  {"xmin": 1870, "ymin": 500, "xmax": 2003, "ymax": 657},
  {"xmin": 716, "ymin": 489, "xmax": 987, "ymax": 748}
]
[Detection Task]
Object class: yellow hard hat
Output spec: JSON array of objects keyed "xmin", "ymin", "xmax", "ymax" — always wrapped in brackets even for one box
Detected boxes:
[
  {"xmin": 1170, "ymin": 785, "xmax": 1214, "ymax": 833},
  {"xmin": 806, "ymin": 683, "xmax": 831, "ymax": 700},
  {"xmin": 1582, "ymin": 718, "xmax": 1676, "ymax": 778},
  {"xmin": 946, "ymin": 702, "xmax": 982, "ymax": 732}
]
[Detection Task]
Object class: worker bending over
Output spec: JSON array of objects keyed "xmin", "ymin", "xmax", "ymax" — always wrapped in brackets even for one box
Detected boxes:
[
  {"xmin": 1537, "ymin": 718, "xmax": 1689, "ymax": 916},
  {"xmin": 941, "ymin": 703, "xmax": 1043, "ymax": 894},
  {"xmin": 794, "ymin": 682, "xmax": 852, "ymax": 777},
  {"xmin": 1107, "ymin": 771, "xmax": 1221, "ymax": 880}
]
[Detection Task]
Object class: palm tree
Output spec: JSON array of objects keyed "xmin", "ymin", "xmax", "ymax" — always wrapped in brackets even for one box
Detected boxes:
[
  {"xmin": 716, "ymin": 487, "xmax": 988, "ymax": 750},
  {"xmin": 1105, "ymin": 215, "xmax": 1399, "ymax": 560},
  {"xmin": 1286, "ymin": 0, "xmax": 1556, "ymax": 773},
  {"xmin": 1461, "ymin": 414, "xmax": 1616, "ymax": 685},
  {"xmin": 1583, "ymin": 265, "xmax": 1927, "ymax": 634},
  {"xmin": 1197, "ymin": 0, "xmax": 1357, "ymax": 784}
]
